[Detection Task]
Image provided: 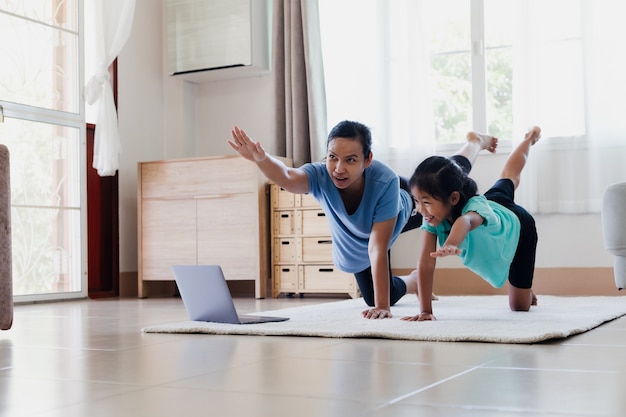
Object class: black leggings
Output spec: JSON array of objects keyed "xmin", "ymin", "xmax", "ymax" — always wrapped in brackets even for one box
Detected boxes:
[
  {"xmin": 355, "ymin": 155, "xmax": 472, "ymax": 307},
  {"xmin": 354, "ymin": 255, "xmax": 408, "ymax": 307},
  {"xmin": 484, "ymin": 179, "xmax": 537, "ymax": 289}
]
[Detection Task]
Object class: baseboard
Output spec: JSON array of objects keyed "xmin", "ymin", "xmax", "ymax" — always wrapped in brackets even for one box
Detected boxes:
[
  {"xmin": 125, "ymin": 267, "xmax": 620, "ymax": 298},
  {"xmin": 129, "ymin": 276, "xmax": 258, "ymax": 299},
  {"xmin": 393, "ymin": 267, "xmax": 620, "ymax": 296},
  {"xmin": 119, "ymin": 271, "xmax": 139, "ymax": 298}
]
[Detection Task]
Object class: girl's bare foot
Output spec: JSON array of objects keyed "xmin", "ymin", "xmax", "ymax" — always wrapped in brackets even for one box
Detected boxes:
[
  {"xmin": 399, "ymin": 270, "xmax": 438, "ymax": 300},
  {"xmin": 525, "ymin": 126, "xmax": 541, "ymax": 145},
  {"xmin": 467, "ymin": 131, "xmax": 498, "ymax": 153}
]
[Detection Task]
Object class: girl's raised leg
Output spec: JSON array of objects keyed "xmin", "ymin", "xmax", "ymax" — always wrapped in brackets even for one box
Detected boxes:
[{"xmin": 501, "ymin": 126, "xmax": 541, "ymax": 190}]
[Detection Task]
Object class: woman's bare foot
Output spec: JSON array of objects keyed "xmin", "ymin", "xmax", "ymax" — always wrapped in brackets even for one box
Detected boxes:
[
  {"xmin": 531, "ymin": 290, "xmax": 538, "ymax": 306},
  {"xmin": 399, "ymin": 270, "xmax": 438, "ymax": 300},
  {"xmin": 525, "ymin": 126, "xmax": 541, "ymax": 145},
  {"xmin": 467, "ymin": 131, "xmax": 498, "ymax": 153}
]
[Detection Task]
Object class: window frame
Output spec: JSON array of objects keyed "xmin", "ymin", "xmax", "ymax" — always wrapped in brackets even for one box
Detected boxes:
[{"xmin": 0, "ymin": 0, "xmax": 87, "ymax": 302}]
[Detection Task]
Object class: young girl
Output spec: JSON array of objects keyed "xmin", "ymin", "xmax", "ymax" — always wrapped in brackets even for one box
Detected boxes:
[
  {"xmin": 403, "ymin": 126, "xmax": 541, "ymax": 321},
  {"xmin": 229, "ymin": 121, "xmax": 497, "ymax": 319}
]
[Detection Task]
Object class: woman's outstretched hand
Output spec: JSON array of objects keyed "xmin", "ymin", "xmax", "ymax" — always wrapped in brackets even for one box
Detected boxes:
[{"xmin": 228, "ymin": 126, "xmax": 267, "ymax": 162}]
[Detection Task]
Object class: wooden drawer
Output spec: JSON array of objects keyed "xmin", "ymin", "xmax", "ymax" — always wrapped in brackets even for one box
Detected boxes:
[
  {"xmin": 299, "ymin": 209, "xmax": 330, "ymax": 235},
  {"xmin": 273, "ymin": 238, "xmax": 297, "ymax": 262},
  {"xmin": 273, "ymin": 210, "xmax": 295, "ymax": 235},
  {"xmin": 273, "ymin": 265, "xmax": 298, "ymax": 291},
  {"xmin": 301, "ymin": 265, "xmax": 354, "ymax": 291},
  {"xmin": 270, "ymin": 179, "xmax": 359, "ymax": 299},
  {"xmin": 141, "ymin": 156, "xmax": 255, "ymax": 198},
  {"xmin": 271, "ymin": 184, "xmax": 296, "ymax": 208},
  {"xmin": 299, "ymin": 193, "xmax": 318, "ymax": 207},
  {"xmin": 300, "ymin": 237, "xmax": 333, "ymax": 262}
]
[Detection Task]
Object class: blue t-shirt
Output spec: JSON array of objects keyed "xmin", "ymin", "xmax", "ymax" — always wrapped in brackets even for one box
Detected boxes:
[
  {"xmin": 420, "ymin": 195, "xmax": 521, "ymax": 288},
  {"xmin": 300, "ymin": 160, "xmax": 413, "ymax": 273}
]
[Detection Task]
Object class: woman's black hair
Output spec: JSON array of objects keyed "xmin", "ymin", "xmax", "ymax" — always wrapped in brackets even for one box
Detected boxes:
[
  {"xmin": 326, "ymin": 120, "xmax": 372, "ymax": 157},
  {"xmin": 409, "ymin": 156, "xmax": 478, "ymax": 222}
]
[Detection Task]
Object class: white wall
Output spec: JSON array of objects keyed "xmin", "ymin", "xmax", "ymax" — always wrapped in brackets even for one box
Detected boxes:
[
  {"xmin": 116, "ymin": 0, "xmax": 612, "ymax": 275},
  {"xmin": 116, "ymin": 0, "xmax": 165, "ymax": 273}
]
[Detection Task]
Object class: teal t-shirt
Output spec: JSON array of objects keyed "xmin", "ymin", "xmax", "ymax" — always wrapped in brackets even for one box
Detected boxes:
[
  {"xmin": 300, "ymin": 160, "xmax": 413, "ymax": 273},
  {"xmin": 421, "ymin": 195, "xmax": 521, "ymax": 288}
]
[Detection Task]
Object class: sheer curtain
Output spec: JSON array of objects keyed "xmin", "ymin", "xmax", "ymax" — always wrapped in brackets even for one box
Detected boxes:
[
  {"xmin": 84, "ymin": 0, "xmax": 136, "ymax": 176},
  {"xmin": 319, "ymin": 0, "xmax": 436, "ymax": 177},
  {"xmin": 319, "ymin": 0, "xmax": 626, "ymax": 212},
  {"xmin": 512, "ymin": 0, "xmax": 626, "ymax": 213}
]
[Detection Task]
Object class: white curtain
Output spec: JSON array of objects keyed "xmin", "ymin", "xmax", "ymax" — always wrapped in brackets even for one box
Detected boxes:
[
  {"xmin": 512, "ymin": 0, "xmax": 626, "ymax": 214},
  {"xmin": 84, "ymin": 0, "xmax": 136, "ymax": 177},
  {"xmin": 320, "ymin": 0, "xmax": 626, "ymax": 212},
  {"xmin": 319, "ymin": 0, "xmax": 436, "ymax": 178},
  {"xmin": 376, "ymin": 0, "xmax": 437, "ymax": 177}
]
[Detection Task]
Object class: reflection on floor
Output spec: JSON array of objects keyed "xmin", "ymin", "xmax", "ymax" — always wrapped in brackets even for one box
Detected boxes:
[{"xmin": 1, "ymin": 294, "xmax": 626, "ymax": 416}]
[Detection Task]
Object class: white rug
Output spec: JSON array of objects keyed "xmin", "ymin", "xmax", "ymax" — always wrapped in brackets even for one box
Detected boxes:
[{"xmin": 141, "ymin": 295, "xmax": 626, "ymax": 343}]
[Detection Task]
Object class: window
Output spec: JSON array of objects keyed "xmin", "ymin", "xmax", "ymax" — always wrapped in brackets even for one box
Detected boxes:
[
  {"xmin": 0, "ymin": 0, "xmax": 80, "ymax": 113},
  {"xmin": 0, "ymin": 0, "xmax": 85, "ymax": 300},
  {"xmin": 319, "ymin": 0, "xmax": 626, "ymax": 213},
  {"xmin": 320, "ymin": 0, "xmax": 586, "ymax": 147}
]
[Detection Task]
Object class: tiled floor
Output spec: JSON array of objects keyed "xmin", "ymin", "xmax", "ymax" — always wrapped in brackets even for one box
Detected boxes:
[{"xmin": 2, "ymin": 294, "xmax": 626, "ymax": 417}]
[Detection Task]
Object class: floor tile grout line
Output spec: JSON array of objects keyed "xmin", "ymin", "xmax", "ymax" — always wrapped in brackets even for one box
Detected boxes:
[
  {"xmin": 561, "ymin": 342, "xmax": 626, "ymax": 347},
  {"xmin": 370, "ymin": 364, "xmax": 485, "ymax": 411},
  {"xmin": 480, "ymin": 365, "xmax": 618, "ymax": 374}
]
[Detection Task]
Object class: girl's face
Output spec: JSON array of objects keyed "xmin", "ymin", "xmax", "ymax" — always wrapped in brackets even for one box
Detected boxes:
[
  {"xmin": 411, "ymin": 186, "xmax": 459, "ymax": 226},
  {"xmin": 325, "ymin": 137, "xmax": 372, "ymax": 191}
]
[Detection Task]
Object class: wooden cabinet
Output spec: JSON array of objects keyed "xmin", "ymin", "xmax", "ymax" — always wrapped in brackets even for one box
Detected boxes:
[
  {"xmin": 138, "ymin": 155, "xmax": 273, "ymax": 298},
  {"xmin": 270, "ymin": 184, "xmax": 359, "ymax": 298}
]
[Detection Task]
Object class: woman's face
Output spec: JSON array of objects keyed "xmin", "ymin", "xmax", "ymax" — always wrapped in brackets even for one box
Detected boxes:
[
  {"xmin": 411, "ymin": 186, "xmax": 457, "ymax": 227},
  {"xmin": 325, "ymin": 137, "xmax": 372, "ymax": 191}
]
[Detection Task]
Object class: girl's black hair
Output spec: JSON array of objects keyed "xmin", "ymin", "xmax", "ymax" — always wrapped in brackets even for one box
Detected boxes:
[
  {"xmin": 409, "ymin": 156, "xmax": 478, "ymax": 222},
  {"xmin": 327, "ymin": 120, "xmax": 372, "ymax": 157}
]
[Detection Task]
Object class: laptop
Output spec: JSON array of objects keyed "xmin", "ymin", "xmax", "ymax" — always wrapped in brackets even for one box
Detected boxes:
[{"xmin": 171, "ymin": 265, "xmax": 289, "ymax": 324}]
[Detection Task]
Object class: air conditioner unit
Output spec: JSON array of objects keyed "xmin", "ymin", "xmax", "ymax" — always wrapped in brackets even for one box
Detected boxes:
[{"xmin": 166, "ymin": 0, "xmax": 271, "ymax": 83}]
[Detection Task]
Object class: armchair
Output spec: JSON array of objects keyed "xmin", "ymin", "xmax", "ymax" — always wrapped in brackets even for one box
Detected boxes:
[{"xmin": 602, "ymin": 181, "xmax": 626, "ymax": 290}]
